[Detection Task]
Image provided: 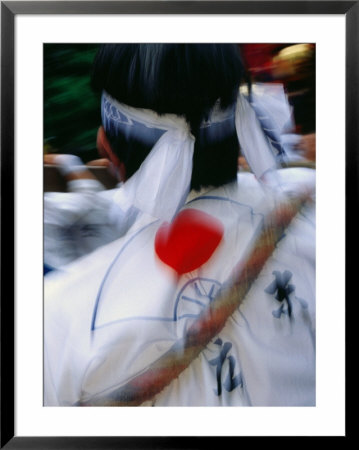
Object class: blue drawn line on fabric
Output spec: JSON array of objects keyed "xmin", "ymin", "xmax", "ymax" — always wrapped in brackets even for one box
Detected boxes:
[
  {"xmin": 298, "ymin": 208, "xmax": 315, "ymax": 227},
  {"xmin": 173, "ymin": 277, "xmax": 222, "ymax": 321},
  {"xmin": 186, "ymin": 195, "xmax": 265, "ymax": 231},
  {"xmin": 94, "ymin": 315, "xmax": 175, "ymax": 331},
  {"xmin": 194, "ymin": 282, "xmax": 210, "ymax": 298},
  {"xmin": 93, "ymin": 311, "xmax": 204, "ymax": 332},
  {"xmin": 207, "ymin": 283, "xmax": 216, "ymax": 300},
  {"xmin": 91, "ymin": 220, "xmax": 160, "ymax": 331},
  {"xmin": 192, "ymin": 281, "xmax": 218, "ymax": 302},
  {"xmin": 93, "ymin": 276, "xmax": 222, "ymax": 331},
  {"xmin": 177, "ymin": 313, "xmax": 204, "ymax": 321},
  {"xmin": 249, "ymin": 98, "xmax": 287, "ymax": 163},
  {"xmin": 186, "ymin": 195, "xmax": 259, "ymax": 215},
  {"xmin": 277, "ymin": 232, "xmax": 287, "ymax": 244},
  {"xmin": 187, "ymin": 195, "xmax": 264, "ymax": 224},
  {"xmin": 181, "ymin": 296, "xmax": 208, "ymax": 308}
]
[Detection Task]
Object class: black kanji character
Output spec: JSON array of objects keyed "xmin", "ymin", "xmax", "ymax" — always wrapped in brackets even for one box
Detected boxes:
[
  {"xmin": 265, "ymin": 270, "xmax": 295, "ymax": 318},
  {"xmin": 209, "ymin": 338, "xmax": 243, "ymax": 396}
]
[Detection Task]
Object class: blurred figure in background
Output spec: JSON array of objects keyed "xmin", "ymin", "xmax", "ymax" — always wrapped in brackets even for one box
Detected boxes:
[
  {"xmin": 43, "ymin": 152, "xmax": 128, "ymax": 272},
  {"xmin": 240, "ymin": 43, "xmax": 316, "ymax": 163},
  {"xmin": 43, "ymin": 43, "xmax": 129, "ymax": 272},
  {"xmin": 44, "ymin": 44, "xmax": 315, "ymax": 407},
  {"xmin": 272, "ymin": 44, "xmax": 316, "ymax": 162},
  {"xmin": 272, "ymin": 44, "xmax": 315, "ymax": 135}
]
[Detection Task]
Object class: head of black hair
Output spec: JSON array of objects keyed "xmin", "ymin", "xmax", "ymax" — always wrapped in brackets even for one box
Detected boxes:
[{"xmin": 91, "ymin": 44, "xmax": 245, "ymax": 190}]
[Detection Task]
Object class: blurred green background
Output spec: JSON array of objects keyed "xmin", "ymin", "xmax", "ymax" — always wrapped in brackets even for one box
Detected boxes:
[{"xmin": 44, "ymin": 44, "xmax": 101, "ymax": 162}]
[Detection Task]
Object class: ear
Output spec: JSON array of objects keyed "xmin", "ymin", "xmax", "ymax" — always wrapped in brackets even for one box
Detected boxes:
[{"xmin": 96, "ymin": 126, "xmax": 127, "ymax": 181}]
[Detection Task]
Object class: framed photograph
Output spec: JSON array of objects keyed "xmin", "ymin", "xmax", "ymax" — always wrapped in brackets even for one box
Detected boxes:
[{"xmin": 1, "ymin": 1, "xmax": 355, "ymax": 447}]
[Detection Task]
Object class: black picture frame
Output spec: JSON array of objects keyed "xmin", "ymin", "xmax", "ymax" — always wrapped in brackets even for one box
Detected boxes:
[{"xmin": 1, "ymin": 1, "xmax": 355, "ymax": 447}]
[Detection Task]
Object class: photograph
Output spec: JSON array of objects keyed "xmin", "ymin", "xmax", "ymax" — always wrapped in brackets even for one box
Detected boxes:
[
  {"xmin": 1, "ymin": 0, "xmax": 353, "ymax": 446},
  {"xmin": 43, "ymin": 42, "xmax": 317, "ymax": 408}
]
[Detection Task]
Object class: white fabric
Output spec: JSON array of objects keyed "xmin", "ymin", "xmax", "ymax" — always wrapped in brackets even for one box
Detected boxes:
[
  {"xmin": 53, "ymin": 154, "xmax": 87, "ymax": 177},
  {"xmin": 243, "ymin": 83, "xmax": 308, "ymax": 166},
  {"xmin": 44, "ymin": 168, "xmax": 316, "ymax": 407},
  {"xmin": 246, "ymin": 82, "xmax": 294, "ymax": 134},
  {"xmin": 66, "ymin": 178, "xmax": 105, "ymax": 193},
  {"xmin": 102, "ymin": 90, "xmax": 192, "ymax": 131},
  {"xmin": 44, "ymin": 181, "xmax": 137, "ymax": 269},
  {"xmin": 235, "ymin": 83, "xmax": 294, "ymax": 181},
  {"xmin": 101, "ymin": 84, "xmax": 293, "ymax": 223},
  {"xmin": 236, "ymin": 93, "xmax": 277, "ymax": 180},
  {"xmin": 114, "ymin": 128, "xmax": 194, "ymax": 222},
  {"xmin": 102, "ymin": 91, "xmax": 195, "ymax": 222}
]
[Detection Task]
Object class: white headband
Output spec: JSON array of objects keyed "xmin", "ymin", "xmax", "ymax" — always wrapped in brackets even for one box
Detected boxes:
[{"xmin": 102, "ymin": 84, "xmax": 290, "ymax": 222}]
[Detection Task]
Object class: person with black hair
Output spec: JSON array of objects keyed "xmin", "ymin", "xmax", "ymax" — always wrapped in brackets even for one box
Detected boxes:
[
  {"xmin": 91, "ymin": 44, "xmax": 244, "ymax": 191},
  {"xmin": 44, "ymin": 44, "xmax": 315, "ymax": 407},
  {"xmin": 44, "ymin": 44, "xmax": 245, "ymax": 270}
]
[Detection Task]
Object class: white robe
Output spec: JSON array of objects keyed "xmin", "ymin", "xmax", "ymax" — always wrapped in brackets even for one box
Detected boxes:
[
  {"xmin": 44, "ymin": 167, "xmax": 316, "ymax": 407},
  {"xmin": 44, "ymin": 178, "xmax": 138, "ymax": 269}
]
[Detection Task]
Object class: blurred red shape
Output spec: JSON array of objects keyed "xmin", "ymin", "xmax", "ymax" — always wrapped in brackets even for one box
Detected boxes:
[{"xmin": 155, "ymin": 209, "xmax": 224, "ymax": 275}]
